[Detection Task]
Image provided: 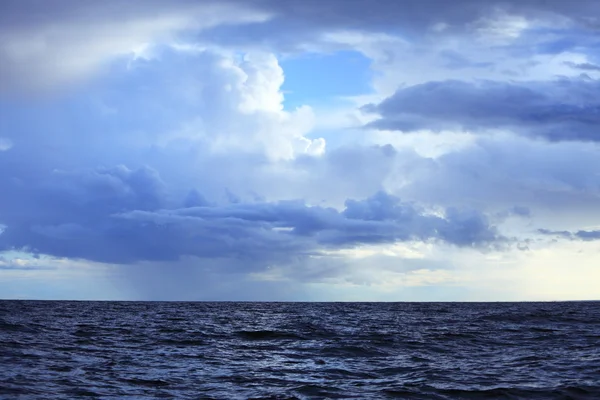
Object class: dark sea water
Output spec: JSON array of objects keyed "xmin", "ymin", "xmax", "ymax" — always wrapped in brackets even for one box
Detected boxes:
[{"xmin": 1, "ymin": 301, "xmax": 599, "ymax": 399}]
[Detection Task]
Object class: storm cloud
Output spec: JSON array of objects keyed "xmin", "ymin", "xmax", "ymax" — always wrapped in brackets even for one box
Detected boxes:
[
  {"xmin": 0, "ymin": 164, "xmax": 502, "ymax": 265},
  {"xmin": 4, "ymin": 0, "xmax": 600, "ymax": 92},
  {"xmin": 364, "ymin": 78, "xmax": 600, "ymax": 141}
]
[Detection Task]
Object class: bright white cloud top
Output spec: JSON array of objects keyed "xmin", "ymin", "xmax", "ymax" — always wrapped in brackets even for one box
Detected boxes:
[{"xmin": 1, "ymin": 0, "xmax": 600, "ymax": 300}]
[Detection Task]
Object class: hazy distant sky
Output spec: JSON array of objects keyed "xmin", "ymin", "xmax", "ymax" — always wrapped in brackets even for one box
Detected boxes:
[{"xmin": 1, "ymin": 0, "xmax": 600, "ymax": 300}]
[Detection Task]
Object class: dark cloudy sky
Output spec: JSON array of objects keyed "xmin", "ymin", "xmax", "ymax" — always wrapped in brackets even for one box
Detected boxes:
[{"xmin": 1, "ymin": 0, "xmax": 600, "ymax": 300}]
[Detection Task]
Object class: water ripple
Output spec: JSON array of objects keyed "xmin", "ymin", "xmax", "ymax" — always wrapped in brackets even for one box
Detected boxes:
[{"xmin": 1, "ymin": 301, "xmax": 599, "ymax": 399}]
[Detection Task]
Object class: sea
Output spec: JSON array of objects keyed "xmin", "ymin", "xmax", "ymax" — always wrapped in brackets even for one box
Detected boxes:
[{"xmin": 1, "ymin": 301, "xmax": 599, "ymax": 399}]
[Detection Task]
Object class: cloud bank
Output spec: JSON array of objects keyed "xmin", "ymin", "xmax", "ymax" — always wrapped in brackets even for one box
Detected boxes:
[{"xmin": 364, "ymin": 79, "xmax": 600, "ymax": 141}]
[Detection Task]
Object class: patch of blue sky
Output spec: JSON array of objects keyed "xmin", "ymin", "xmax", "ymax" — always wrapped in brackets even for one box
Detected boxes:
[{"xmin": 280, "ymin": 50, "xmax": 375, "ymax": 110}]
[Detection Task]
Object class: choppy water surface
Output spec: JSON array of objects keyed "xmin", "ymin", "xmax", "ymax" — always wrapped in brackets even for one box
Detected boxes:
[{"xmin": 1, "ymin": 301, "xmax": 599, "ymax": 399}]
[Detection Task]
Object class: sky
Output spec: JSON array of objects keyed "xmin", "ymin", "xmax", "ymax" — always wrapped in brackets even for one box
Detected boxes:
[{"xmin": 1, "ymin": 0, "xmax": 600, "ymax": 301}]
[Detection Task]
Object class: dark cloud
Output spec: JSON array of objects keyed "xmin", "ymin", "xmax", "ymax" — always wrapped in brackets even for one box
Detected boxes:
[
  {"xmin": 538, "ymin": 228, "xmax": 600, "ymax": 241},
  {"xmin": 0, "ymin": 165, "xmax": 170, "ymax": 263},
  {"xmin": 0, "ymin": 161, "xmax": 503, "ymax": 266},
  {"xmin": 0, "ymin": 165, "xmax": 167, "ymax": 226},
  {"xmin": 3, "ymin": 0, "xmax": 599, "ymax": 40},
  {"xmin": 364, "ymin": 78, "xmax": 600, "ymax": 141},
  {"xmin": 537, "ymin": 228, "xmax": 573, "ymax": 239},
  {"xmin": 200, "ymin": 0, "xmax": 600, "ymax": 50},
  {"xmin": 576, "ymin": 230, "xmax": 600, "ymax": 240},
  {"xmin": 116, "ymin": 191, "xmax": 502, "ymax": 256},
  {"xmin": 3, "ymin": 0, "xmax": 600, "ymax": 92},
  {"xmin": 564, "ymin": 61, "xmax": 600, "ymax": 72}
]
